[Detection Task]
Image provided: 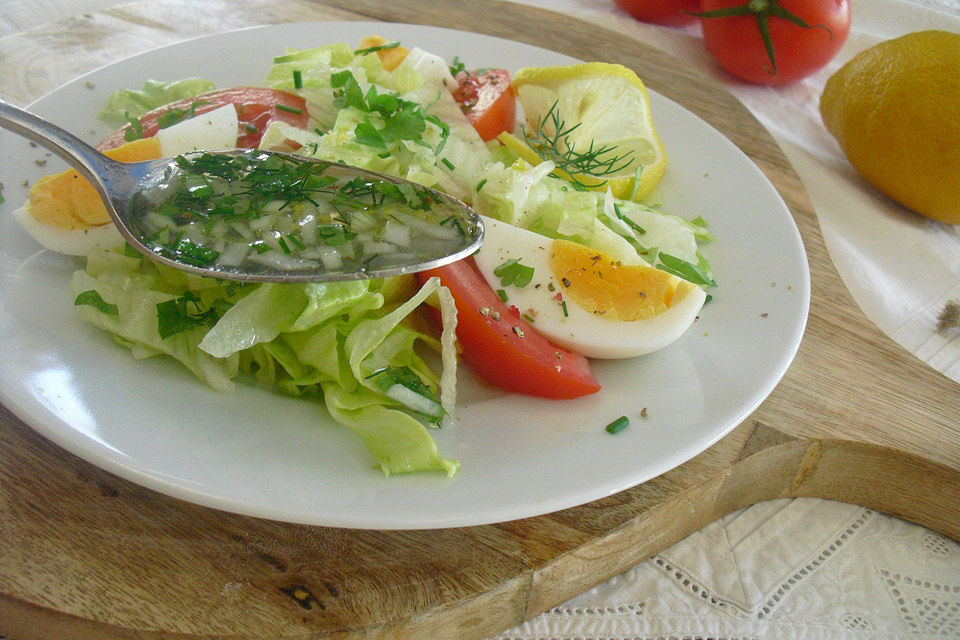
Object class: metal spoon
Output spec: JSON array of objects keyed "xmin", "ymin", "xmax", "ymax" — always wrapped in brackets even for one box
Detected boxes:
[{"xmin": 0, "ymin": 99, "xmax": 483, "ymax": 282}]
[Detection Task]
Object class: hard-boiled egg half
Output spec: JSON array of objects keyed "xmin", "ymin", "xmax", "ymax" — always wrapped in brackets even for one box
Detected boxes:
[
  {"xmin": 13, "ymin": 103, "xmax": 239, "ymax": 256},
  {"xmin": 473, "ymin": 216, "xmax": 706, "ymax": 359}
]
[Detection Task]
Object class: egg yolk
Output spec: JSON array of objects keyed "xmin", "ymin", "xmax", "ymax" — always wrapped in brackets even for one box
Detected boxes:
[
  {"xmin": 27, "ymin": 137, "xmax": 161, "ymax": 230},
  {"xmin": 549, "ymin": 239, "xmax": 697, "ymax": 321}
]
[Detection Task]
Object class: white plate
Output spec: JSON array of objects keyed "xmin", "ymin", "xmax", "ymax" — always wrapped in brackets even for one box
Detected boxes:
[{"xmin": 0, "ymin": 22, "xmax": 809, "ymax": 529}]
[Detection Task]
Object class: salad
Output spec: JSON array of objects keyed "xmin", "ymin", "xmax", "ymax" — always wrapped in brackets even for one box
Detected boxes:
[{"xmin": 12, "ymin": 36, "xmax": 715, "ymax": 478}]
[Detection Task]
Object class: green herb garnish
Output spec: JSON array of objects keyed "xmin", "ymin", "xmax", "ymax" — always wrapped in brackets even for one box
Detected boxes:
[
  {"xmin": 123, "ymin": 112, "xmax": 144, "ymax": 141},
  {"xmin": 522, "ymin": 100, "xmax": 634, "ymax": 188},
  {"xmin": 353, "ymin": 40, "xmax": 402, "ymax": 56},
  {"xmin": 605, "ymin": 416, "xmax": 629, "ymax": 434},
  {"xmin": 156, "ymin": 291, "xmax": 220, "ymax": 339},
  {"xmin": 448, "ymin": 55, "xmax": 467, "ymax": 77},
  {"xmin": 156, "ymin": 101, "xmax": 204, "ymax": 129},
  {"xmin": 657, "ymin": 252, "xmax": 716, "ymax": 288},
  {"xmin": 74, "ymin": 290, "xmax": 119, "ymax": 315},
  {"xmin": 493, "ymin": 258, "xmax": 534, "ymax": 288}
]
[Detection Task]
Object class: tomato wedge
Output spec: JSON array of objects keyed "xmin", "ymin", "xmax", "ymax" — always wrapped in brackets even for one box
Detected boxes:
[
  {"xmin": 97, "ymin": 87, "xmax": 309, "ymax": 151},
  {"xmin": 418, "ymin": 258, "xmax": 600, "ymax": 399},
  {"xmin": 450, "ymin": 69, "xmax": 517, "ymax": 142}
]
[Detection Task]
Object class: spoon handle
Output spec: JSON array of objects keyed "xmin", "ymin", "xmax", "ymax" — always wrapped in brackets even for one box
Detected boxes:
[{"xmin": 0, "ymin": 99, "xmax": 117, "ymax": 188}]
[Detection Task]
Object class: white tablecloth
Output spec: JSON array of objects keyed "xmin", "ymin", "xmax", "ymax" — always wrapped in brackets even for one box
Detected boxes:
[{"xmin": 3, "ymin": 1, "xmax": 960, "ymax": 639}]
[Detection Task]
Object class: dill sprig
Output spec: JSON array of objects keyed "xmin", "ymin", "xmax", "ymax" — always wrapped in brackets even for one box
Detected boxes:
[{"xmin": 521, "ymin": 100, "xmax": 635, "ymax": 188}]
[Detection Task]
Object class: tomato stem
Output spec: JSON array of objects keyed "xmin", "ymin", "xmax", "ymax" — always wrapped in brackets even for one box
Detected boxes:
[{"xmin": 693, "ymin": 0, "xmax": 834, "ymax": 76}]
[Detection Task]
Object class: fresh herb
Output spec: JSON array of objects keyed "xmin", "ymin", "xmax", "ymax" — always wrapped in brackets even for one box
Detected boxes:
[
  {"xmin": 156, "ymin": 101, "xmax": 204, "ymax": 129},
  {"xmin": 156, "ymin": 291, "xmax": 220, "ymax": 339},
  {"xmin": 448, "ymin": 55, "xmax": 467, "ymax": 77},
  {"xmin": 292, "ymin": 69, "xmax": 303, "ymax": 89},
  {"xmin": 493, "ymin": 258, "xmax": 534, "ymax": 288},
  {"xmin": 165, "ymin": 235, "xmax": 221, "ymax": 267},
  {"xmin": 614, "ymin": 202, "xmax": 646, "ymax": 235},
  {"xmin": 657, "ymin": 252, "xmax": 717, "ymax": 287},
  {"xmin": 476, "ymin": 178, "xmax": 487, "ymax": 192},
  {"xmin": 496, "ymin": 289, "xmax": 509, "ymax": 303},
  {"xmin": 353, "ymin": 40, "xmax": 402, "ymax": 56},
  {"xmin": 370, "ymin": 365, "xmax": 433, "ymax": 395},
  {"xmin": 368, "ymin": 365, "xmax": 444, "ymax": 422},
  {"xmin": 123, "ymin": 112, "xmax": 144, "ymax": 141},
  {"xmin": 441, "ymin": 158, "xmax": 456, "ymax": 171},
  {"xmin": 331, "ymin": 70, "xmax": 449, "ymax": 154},
  {"xmin": 74, "ymin": 290, "xmax": 119, "ymax": 315},
  {"xmin": 276, "ymin": 104, "xmax": 303, "ymax": 115},
  {"xmin": 605, "ymin": 415, "xmax": 629, "ymax": 434},
  {"xmin": 522, "ymin": 100, "xmax": 634, "ymax": 188}
]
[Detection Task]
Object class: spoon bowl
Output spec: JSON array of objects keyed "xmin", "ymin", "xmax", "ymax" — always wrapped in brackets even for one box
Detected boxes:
[{"xmin": 0, "ymin": 99, "xmax": 483, "ymax": 282}]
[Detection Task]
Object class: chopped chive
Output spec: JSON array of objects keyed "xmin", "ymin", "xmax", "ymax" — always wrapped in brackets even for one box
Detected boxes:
[
  {"xmin": 292, "ymin": 69, "xmax": 303, "ymax": 89},
  {"xmin": 244, "ymin": 123, "xmax": 258, "ymax": 134},
  {"xmin": 276, "ymin": 104, "xmax": 303, "ymax": 114},
  {"xmin": 521, "ymin": 313, "xmax": 536, "ymax": 323},
  {"xmin": 496, "ymin": 289, "xmax": 508, "ymax": 303},
  {"xmin": 561, "ymin": 300, "xmax": 569, "ymax": 317},
  {"xmin": 441, "ymin": 157, "xmax": 456, "ymax": 170},
  {"xmin": 287, "ymin": 233, "xmax": 306, "ymax": 250},
  {"xmin": 605, "ymin": 416, "xmax": 629, "ymax": 434},
  {"xmin": 353, "ymin": 40, "xmax": 402, "ymax": 55},
  {"xmin": 476, "ymin": 178, "xmax": 487, "ymax": 192},
  {"xmin": 623, "ymin": 216, "xmax": 646, "ymax": 235},
  {"xmin": 277, "ymin": 235, "xmax": 291, "ymax": 254}
]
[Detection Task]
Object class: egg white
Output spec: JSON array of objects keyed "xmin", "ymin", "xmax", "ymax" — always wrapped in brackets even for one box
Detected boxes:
[
  {"xmin": 15, "ymin": 104, "xmax": 240, "ymax": 257},
  {"xmin": 156, "ymin": 103, "xmax": 239, "ymax": 157},
  {"xmin": 473, "ymin": 216, "xmax": 706, "ymax": 359}
]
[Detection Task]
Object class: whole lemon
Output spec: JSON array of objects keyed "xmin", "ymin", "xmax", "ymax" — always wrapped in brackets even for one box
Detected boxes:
[{"xmin": 820, "ymin": 30, "xmax": 960, "ymax": 224}]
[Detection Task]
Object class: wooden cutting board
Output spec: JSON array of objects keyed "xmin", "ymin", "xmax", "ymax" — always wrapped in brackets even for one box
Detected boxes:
[{"xmin": 1, "ymin": 1, "xmax": 958, "ymax": 638}]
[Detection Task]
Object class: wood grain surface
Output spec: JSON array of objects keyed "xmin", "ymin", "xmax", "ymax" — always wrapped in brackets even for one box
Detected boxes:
[{"xmin": 1, "ymin": 1, "xmax": 958, "ymax": 639}]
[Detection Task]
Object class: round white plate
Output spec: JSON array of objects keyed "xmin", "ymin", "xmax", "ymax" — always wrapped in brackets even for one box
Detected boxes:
[{"xmin": 0, "ymin": 22, "xmax": 809, "ymax": 529}]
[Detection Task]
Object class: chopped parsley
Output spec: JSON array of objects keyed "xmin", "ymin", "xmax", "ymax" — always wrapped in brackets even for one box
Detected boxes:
[
  {"xmin": 493, "ymin": 258, "xmax": 534, "ymax": 288},
  {"xmin": 155, "ymin": 291, "xmax": 224, "ymax": 339},
  {"xmin": 74, "ymin": 290, "xmax": 119, "ymax": 315}
]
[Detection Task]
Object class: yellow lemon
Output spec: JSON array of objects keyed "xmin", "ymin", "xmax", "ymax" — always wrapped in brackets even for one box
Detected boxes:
[
  {"xmin": 502, "ymin": 62, "xmax": 667, "ymax": 202},
  {"xmin": 820, "ymin": 31, "xmax": 960, "ymax": 224}
]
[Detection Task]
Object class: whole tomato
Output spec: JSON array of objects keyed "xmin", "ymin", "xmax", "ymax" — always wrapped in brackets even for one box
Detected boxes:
[
  {"xmin": 697, "ymin": 0, "xmax": 851, "ymax": 85},
  {"xmin": 613, "ymin": 0, "xmax": 702, "ymax": 27}
]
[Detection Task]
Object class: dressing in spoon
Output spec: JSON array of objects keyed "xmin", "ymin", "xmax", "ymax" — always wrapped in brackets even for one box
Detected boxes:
[{"xmin": 0, "ymin": 99, "xmax": 483, "ymax": 283}]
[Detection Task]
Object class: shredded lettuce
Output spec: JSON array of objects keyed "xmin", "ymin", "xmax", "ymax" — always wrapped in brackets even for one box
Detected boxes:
[
  {"xmin": 71, "ymin": 248, "xmax": 459, "ymax": 476},
  {"xmin": 99, "ymin": 78, "xmax": 216, "ymax": 124}
]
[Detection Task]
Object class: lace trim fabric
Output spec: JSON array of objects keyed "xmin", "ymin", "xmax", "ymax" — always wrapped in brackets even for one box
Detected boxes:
[{"xmin": 495, "ymin": 499, "xmax": 960, "ymax": 640}]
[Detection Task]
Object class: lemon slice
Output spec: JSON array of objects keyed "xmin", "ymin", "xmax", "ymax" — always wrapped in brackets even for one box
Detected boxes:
[{"xmin": 501, "ymin": 62, "xmax": 667, "ymax": 202}]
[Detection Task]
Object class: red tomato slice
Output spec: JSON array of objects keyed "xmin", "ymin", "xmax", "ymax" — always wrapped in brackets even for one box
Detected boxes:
[
  {"xmin": 97, "ymin": 87, "xmax": 309, "ymax": 151},
  {"xmin": 450, "ymin": 69, "xmax": 517, "ymax": 142},
  {"xmin": 418, "ymin": 258, "xmax": 600, "ymax": 399}
]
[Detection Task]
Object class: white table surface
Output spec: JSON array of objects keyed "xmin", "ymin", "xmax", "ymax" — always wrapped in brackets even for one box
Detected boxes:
[{"xmin": 2, "ymin": 1, "xmax": 960, "ymax": 639}]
